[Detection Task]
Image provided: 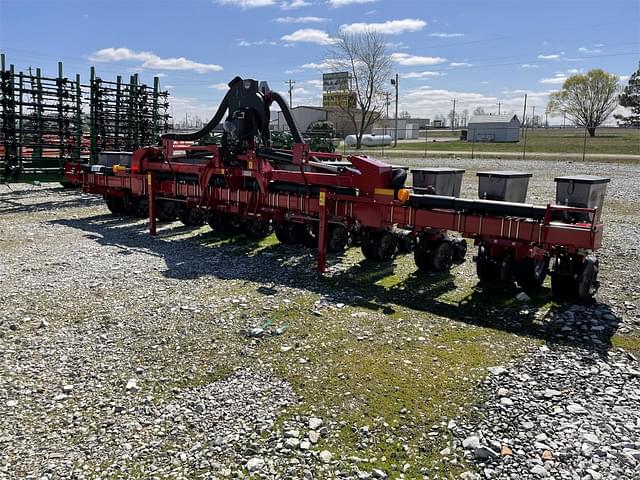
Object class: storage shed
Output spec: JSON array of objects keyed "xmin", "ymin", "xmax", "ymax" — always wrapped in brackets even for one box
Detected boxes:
[{"xmin": 467, "ymin": 114, "xmax": 520, "ymax": 142}]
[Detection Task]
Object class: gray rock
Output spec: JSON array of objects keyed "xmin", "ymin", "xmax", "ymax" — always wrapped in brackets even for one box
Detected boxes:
[
  {"xmin": 246, "ymin": 457, "xmax": 265, "ymax": 472},
  {"xmin": 319, "ymin": 450, "xmax": 333, "ymax": 464}
]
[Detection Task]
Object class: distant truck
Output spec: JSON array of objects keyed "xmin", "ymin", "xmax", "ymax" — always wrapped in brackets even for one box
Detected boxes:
[{"xmin": 432, "ymin": 119, "xmax": 446, "ymax": 129}]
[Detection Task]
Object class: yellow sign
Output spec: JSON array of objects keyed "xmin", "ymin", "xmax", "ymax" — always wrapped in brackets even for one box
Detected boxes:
[
  {"xmin": 319, "ymin": 191, "xmax": 326, "ymax": 206},
  {"xmin": 323, "ymin": 91, "xmax": 356, "ymax": 109}
]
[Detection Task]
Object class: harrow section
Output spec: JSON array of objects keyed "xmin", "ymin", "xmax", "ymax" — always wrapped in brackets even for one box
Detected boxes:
[{"xmin": 64, "ymin": 77, "xmax": 610, "ymax": 301}]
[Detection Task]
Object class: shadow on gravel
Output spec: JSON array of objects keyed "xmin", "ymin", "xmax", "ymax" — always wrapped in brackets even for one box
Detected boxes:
[
  {"xmin": 0, "ymin": 187, "xmax": 102, "ymax": 214},
  {"xmin": 52, "ymin": 214, "xmax": 623, "ymax": 355}
]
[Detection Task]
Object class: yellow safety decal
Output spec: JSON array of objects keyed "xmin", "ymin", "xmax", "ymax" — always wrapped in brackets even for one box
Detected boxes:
[
  {"xmin": 374, "ymin": 188, "xmax": 394, "ymax": 196},
  {"xmin": 147, "ymin": 174, "xmax": 152, "ymax": 186},
  {"xmin": 248, "ymin": 161, "xmax": 253, "ymax": 169},
  {"xmin": 319, "ymin": 191, "xmax": 326, "ymax": 206}
]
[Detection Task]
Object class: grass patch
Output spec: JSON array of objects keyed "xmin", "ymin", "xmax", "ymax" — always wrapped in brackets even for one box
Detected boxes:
[
  {"xmin": 339, "ymin": 127, "xmax": 640, "ymax": 159},
  {"xmin": 261, "ymin": 278, "xmax": 530, "ymax": 478},
  {"xmin": 612, "ymin": 334, "xmax": 640, "ymax": 358}
]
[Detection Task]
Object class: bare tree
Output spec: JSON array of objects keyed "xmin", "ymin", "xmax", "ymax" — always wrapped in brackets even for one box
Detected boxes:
[
  {"xmin": 547, "ymin": 69, "xmax": 619, "ymax": 137},
  {"xmin": 328, "ymin": 29, "xmax": 392, "ymax": 149},
  {"xmin": 473, "ymin": 106, "xmax": 486, "ymax": 116}
]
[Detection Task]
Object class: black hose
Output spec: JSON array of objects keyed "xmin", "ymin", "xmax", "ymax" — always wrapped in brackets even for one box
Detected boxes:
[
  {"xmin": 271, "ymin": 91, "xmax": 304, "ymax": 143},
  {"xmin": 161, "ymin": 90, "xmax": 231, "ymax": 141}
]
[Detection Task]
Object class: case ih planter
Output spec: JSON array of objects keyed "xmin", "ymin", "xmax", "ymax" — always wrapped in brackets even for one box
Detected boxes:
[{"xmin": 64, "ymin": 77, "xmax": 609, "ymax": 301}]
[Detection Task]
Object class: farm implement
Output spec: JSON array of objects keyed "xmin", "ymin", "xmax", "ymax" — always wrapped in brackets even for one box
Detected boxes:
[{"xmin": 64, "ymin": 77, "xmax": 610, "ymax": 301}]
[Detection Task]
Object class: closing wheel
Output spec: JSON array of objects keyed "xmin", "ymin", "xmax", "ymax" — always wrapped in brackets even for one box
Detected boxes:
[
  {"xmin": 452, "ymin": 238, "xmax": 467, "ymax": 263},
  {"xmin": 415, "ymin": 239, "xmax": 454, "ymax": 272},
  {"xmin": 515, "ymin": 256, "xmax": 549, "ymax": 290},
  {"xmin": 104, "ymin": 196, "xmax": 127, "ymax": 215},
  {"xmin": 179, "ymin": 208, "xmax": 206, "ymax": 227},
  {"xmin": 577, "ymin": 255, "xmax": 599, "ymax": 300},
  {"xmin": 132, "ymin": 197, "xmax": 149, "ymax": 218},
  {"xmin": 244, "ymin": 219, "xmax": 272, "ymax": 238},
  {"xmin": 208, "ymin": 212, "xmax": 242, "ymax": 233},
  {"xmin": 395, "ymin": 232, "xmax": 414, "ymax": 254},
  {"xmin": 373, "ymin": 231, "xmax": 397, "ymax": 261},
  {"xmin": 328, "ymin": 224, "xmax": 349, "ymax": 253},
  {"xmin": 274, "ymin": 221, "xmax": 306, "ymax": 245},
  {"xmin": 157, "ymin": 201, "xmax": 178, "ymax": 222},
  {"xmin": 552, "ymin": 255, "xmax": 599, "ymax": 301},
  {"xmin": 476, "ymin": 244, "xmax": 514, "ymax": 284}
]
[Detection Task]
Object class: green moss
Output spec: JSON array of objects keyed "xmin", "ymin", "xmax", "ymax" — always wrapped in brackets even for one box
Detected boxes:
[
  {"xmin": 260, "ymin": 294, "xmax": 529, "ymax": 477},
  {"xmin": 612, "ymin": 334, "xmax": 640, "ymax": 358}
]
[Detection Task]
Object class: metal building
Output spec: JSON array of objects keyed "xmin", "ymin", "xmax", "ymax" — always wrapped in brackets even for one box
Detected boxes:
[{"xmin": 467, "ymin": 114, "xmax": 520, "ymax": 142}]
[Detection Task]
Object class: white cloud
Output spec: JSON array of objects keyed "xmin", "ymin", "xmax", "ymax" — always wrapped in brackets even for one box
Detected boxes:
[
  {"xmin": 403, "ymin": 71, "xmax": 443, "ymax": 78},
  {"xmin": 520, "ymin": 64, "xmax": 538, "ymax": 68},
  {"xmin": 164, "ymin": 85, "xmax": 174, "ymax": 90},
  {"xmin": 480, "ymin": 81, "xmax": 489, "ymax": 85},
  {"xmin": 328, "ymin": 0, "xmax": 377, "ymax": 7},
  {"xmin": 306, "ymin": 79, "xmax": 324, "ymax": 88},
  {"xmin": 237, "ymin": 38, "xmax": 278, "ymax": 47},
  {"xmin": 340, "ymin": 18, "xmax": 426, "ymax": 35},
  {"xmin": 566, "ymin": 68, "xmax": 582, "ymax": 74},
  {"xmin": 429, "ymin": 32, "xmax": 464, "ymax": 38},
  {"xmin": 540, "ymin": 74, "xmax": 567, "ymax": 85},
  {"xmin": 449, "ymin": 62, "xmax": 472, "ymax": 67},
  {"xmin": 155, "ymin": 73, "xmax": 168, "ymax": 77},
  {"xmin": 216, "ymin": 0, "xmax": 275, "ymax": 8},
  {"xmin": 274, "ymin": 16, "xmax": 329, "ymax": 23},
  {"xmin": 209, "ymin": 83, "xmax": 230, "ymax": 90},
  {"xmin": 391, "ymin": 53, "xmax": 446, "ymax": 66},
  {"xmin": 578, "ymin": 46, "xmax": 601, "ymax": 54},
  {"xmin": 281, "ymin": 28, "xmax": 336, "ymax": 45},
  {"xmin": 300, "ymin": 60, "xmax": 335, "ymax": 69},
  {"xmin": 620, "ymin": 75, "xmax": 630, "ymax": 82},
  {"xmin": 593, "ymin": 43, "xmax": 604, "ymax": 48},
  {"xmin": 281, "ymin": 0, "xmax": 311, "ymax": 9},
  {"xmin": 88, "ymin": 47, "xmax": 223, "ymax": 73},
  {"xmin": 537, "ymin": 54, "xmax": 561, "ymax": 60}
]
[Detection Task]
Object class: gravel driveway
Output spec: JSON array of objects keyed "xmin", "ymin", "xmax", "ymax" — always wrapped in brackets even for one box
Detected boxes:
[{"xmin": 1, "ymin": 158, "xmax": 638, "ymax": 479}]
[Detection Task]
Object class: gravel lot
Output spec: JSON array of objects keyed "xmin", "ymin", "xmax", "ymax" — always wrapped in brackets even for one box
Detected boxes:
[{"xmin": 1, "ymin": 157, "xmax": 638, "ymax": 479}]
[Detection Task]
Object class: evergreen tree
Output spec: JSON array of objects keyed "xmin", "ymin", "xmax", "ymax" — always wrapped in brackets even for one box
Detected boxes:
[{"xmin": 614, "ymin": 66, "xmax": 640, "ymax": 127}]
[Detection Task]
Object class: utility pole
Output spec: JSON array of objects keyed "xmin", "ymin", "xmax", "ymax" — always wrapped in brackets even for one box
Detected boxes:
[
  {"xmin": 451, "ymin": 98, "xmax": 456, "ymax": 130},
  {"xmin": 391, "ymin": 74, "xmax": 398, "ymax": 147},
  {"xmin": 285, "ymin": 79, "xmax": 295, "ymax": 108},
  {"xmin": 521, "ymin": 93, "xmax": 527, "ymax": 133},
  {"xmin": 497, "ymin": 101, "xmax": 501, "ymax": 115}
]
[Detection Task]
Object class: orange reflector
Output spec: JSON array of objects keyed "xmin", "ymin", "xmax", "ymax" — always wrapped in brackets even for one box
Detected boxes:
[{"xmin": 397, "ymin": 188, "xmax": 411, "ymax": 203}]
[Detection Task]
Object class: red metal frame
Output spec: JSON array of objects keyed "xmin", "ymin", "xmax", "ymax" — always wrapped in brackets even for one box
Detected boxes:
[{"xmin": 63, "ymin": 140, "xmax": 604, "ymax": 272}]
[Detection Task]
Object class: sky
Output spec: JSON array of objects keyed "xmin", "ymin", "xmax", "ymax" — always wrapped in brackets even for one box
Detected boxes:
[{"xmin": 1, "ymin": 0, "xmax": 639, "ymax": 125}]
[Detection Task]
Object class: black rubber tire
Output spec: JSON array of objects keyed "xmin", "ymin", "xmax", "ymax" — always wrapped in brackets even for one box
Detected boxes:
[
  {"xmin": 476, "ymin": 244, "xmax": 513, "ymax": 284},
  {"xmin": 104, "ymin": 196, "xmax": 127, "ymax": 215},
  {"xmin": 360, "ymin": 233, "xmax": 376, "ymax": 260},
  {"xmin": 179, "ymin": 208, "xmax": 206, "ymax": 227},
  {"xmin": 452, "ymin": 238, "xmax": 468, "ymax": 263},
  {"xmin": 515, "ymin": 256, "xmax": 548, "ymax": 290},
  {"xmin": 132, "ymin": 198, "xmax": 149, "ymax": 218},
  {"xmin": 396, "ymin": 233, "xmax": 414, "ymax": 254},
  {"xmin": 157, "ymin": 201, "xmax": 178, "ymax": 222},
  {"xmin": 371, "ymin": 231, "xmax": 397, "ymax": 261},
  {"xmin": 244, "ymin": 220, "xmax": 272, "ymax": 238},
  {"xmin": 60, "ymin": 181, "xmax": 77, "ymax": 189},
  {"xmin": 301, "ymin": 226, "xmax": 318, "ymax": 248},
  {"xmin": 415, "ymin": 239, "xmax": 454, "ymax": 272},
  {"xmin": 328, "ymin": 224, "xmax": 349, "ymax": 253},
  {"xmin": 274, "ymin": 222, "xmax": 305, "ymax": 245},
  {"xmin": 577, "ymin": 255, "xmax": 599, "ymax": 300}
]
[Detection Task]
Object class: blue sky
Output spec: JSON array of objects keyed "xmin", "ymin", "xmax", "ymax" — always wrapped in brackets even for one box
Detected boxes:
[{"xmin": 1, "ymin": 0, "xmax": 638, "ymax": 124}]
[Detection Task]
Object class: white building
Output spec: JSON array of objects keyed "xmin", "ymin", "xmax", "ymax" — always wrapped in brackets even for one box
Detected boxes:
[{"xmin": 467, "ymin": 114, "xmax": 521, "ymax": 142}]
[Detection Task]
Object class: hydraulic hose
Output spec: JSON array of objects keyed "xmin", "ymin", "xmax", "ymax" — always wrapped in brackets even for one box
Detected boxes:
[
  {"xmin": 270, "ymin": 91, "xmax": 304, "ymax": 144},
  {"xmin": 161, "ymin": 90, "xmax": 231, "ymax": 141}
]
